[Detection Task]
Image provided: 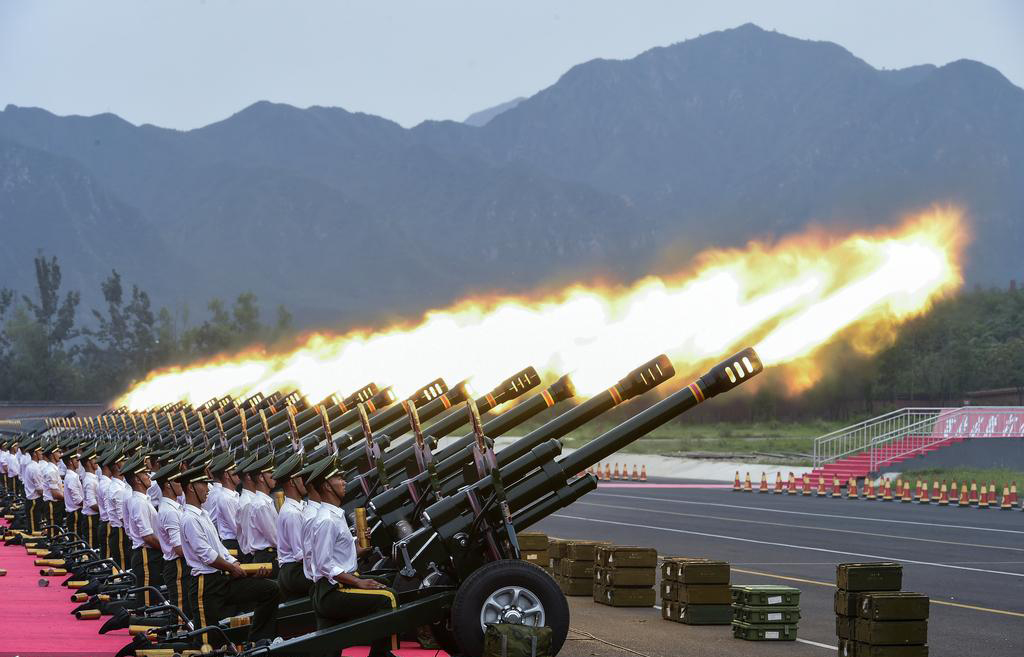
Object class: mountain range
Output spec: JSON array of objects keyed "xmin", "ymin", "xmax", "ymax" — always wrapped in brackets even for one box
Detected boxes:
[{"xmin": 2, "ymin": 23, "xmax": 1021, "ymax": 327}]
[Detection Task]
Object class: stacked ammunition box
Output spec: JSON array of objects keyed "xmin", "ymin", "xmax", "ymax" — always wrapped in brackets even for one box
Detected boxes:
[
  {"xmin": 547, "ymin": 537, "xmax": 569, "ymax": 576},
  {"xmin": 593, "ymin": 545, "xmax": 658, "ymax": 607},
  {"xmin": 660, "ymin": 558, "xmax": 733, "ymax": 625},
  {"xmin": 556, "ymin": 540, "xmax": 606, "ymax": 596},
  {"xmin": 730, "ymin": 585, "xmax": 801, "ymax": 641},
  {"xmin": 836, "ymin": 562, "xmax": 928, "ymax": 656},
  {"xmin": 516, "ymin": 531, "xmax": 549, "ymax": 571}
]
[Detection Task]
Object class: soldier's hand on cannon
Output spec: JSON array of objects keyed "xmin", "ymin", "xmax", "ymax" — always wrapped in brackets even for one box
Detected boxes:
[
  {"xmin": 353, "ymin": 577, "xmax": 385, "ymax": 590},
  {"xmin": 226, "ymin": 561, "xmax": 246, "ymax": 578}
]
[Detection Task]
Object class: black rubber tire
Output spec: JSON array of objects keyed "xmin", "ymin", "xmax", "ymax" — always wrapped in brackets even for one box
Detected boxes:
[{"xmin": 450, "ymin": 559, "xmax": 569, "ymax": 657}]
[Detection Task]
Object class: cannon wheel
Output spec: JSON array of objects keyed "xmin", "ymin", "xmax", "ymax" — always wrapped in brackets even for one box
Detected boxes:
[{"xmin": 450, "ymin": 559, "xmax": 568, "ymax": 656}]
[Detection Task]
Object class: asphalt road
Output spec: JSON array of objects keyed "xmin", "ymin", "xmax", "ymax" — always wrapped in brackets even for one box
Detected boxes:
[{"xmin": 535, "ymin": 479, "xmax": 1024, "ymax": 657}]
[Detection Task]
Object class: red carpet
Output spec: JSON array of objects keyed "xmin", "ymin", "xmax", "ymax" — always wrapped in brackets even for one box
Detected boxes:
[{"xmin": 0, "ymin": 523, "xmax": 445, "ymax": 657}]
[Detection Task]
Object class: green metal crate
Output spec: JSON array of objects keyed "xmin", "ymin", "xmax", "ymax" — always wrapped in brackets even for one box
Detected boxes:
[{"xmin": 731, "ymin": 620, "xmax": 797, "ymax": 641}]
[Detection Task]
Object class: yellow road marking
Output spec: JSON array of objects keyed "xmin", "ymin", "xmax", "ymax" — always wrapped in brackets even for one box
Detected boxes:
[{"xmin": 732, "ymin": 567, "xmax": 1024, "ymax": 618}]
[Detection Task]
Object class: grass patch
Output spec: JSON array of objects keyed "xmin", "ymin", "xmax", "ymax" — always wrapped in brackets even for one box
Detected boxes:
[{"xmin": 897, "ymin": 467, "xmax": 1024, "ymax": 489}]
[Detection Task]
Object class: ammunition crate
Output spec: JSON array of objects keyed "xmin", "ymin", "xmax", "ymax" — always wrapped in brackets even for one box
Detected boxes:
[
  {"xmin": 559, "ymin": 559, "xmax": 595, "ymax": 579},
  {"xmin": 836, "ymin": 589, "xmax": 863, "ymax": 616},
  {"xmin": 549, "ymin": 557, "xmax": 560, "ymax": 573},
  {"xmin": 837, "ymin": 562, "xmax": 903, "ymax": 592},
  {"xmin": 516, "ymin": 531, "xmax": 549, "ymax": 552},
  {"xmin": 678, "ymin": 584, "xmax": 732, "ymax": 604},
  {"xmin": 593, "ymin": 584, "xmax": 656, "ymax": 607},
  {"xmin": 520, "ymin": 549, "xmax": 548, "ymax": 567},
  {"xmin": 733, "ymin": 604, "xmax": 801, "ymax": 625},
  {"xmin": 838, "ymin": 638, "xmax": 854, "ymax": 657},
  {"xmin": 854, "ymin": 619, "xmax": 928, "ymax": 645},
  {"xmin": 837, "ymin": 615, "xmax": 856, "ymax": 640},
  {"xmin": 565, "ymin": 541, "xmax": 608, "ymax": 561},
  {"xmin": 594, "ymin": 566, "xmax": 656, "ymax": 587},
  {"xmin": 548, "ymin": 537, "xmax": 569, "ymax": 559},
  {"xmin": 731, "ymin": 620, "xmax": 797, "ymax": 641},
  {"xmin": 662, "ymin": 558, "xmax": 730, "ymax": 584},
  {"xmin": 858, "ymin": 593, "xmax": 929, "ymax": 621},
  {"xmin": 556, "ymin": 576, "xmax": 592, "ymax": 597},
  {"xmin": 676, "ymin": 603, "xmax": 733, "ymax": 625},
  {"xmin": 595, "ymin": 545, "xmax": 658, "ymax": 569},
  {"xmin": 661, "ymin": 581, "xmax": 678, "ymax": 602},
  {"xmin": 661, "ymin": 601, "xmax": 676, "ymax": 621},
  {"xmin": 851, "ymin": 643, "xmax": 929, "ymax": 657},
  {"xmin": 730, "ymin": 585, "xmax": 801, "ymax": 607}
]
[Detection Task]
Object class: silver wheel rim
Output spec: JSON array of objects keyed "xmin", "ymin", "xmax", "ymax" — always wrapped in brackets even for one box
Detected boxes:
[{"xmin": 479, "ymin": 585, "xmax": 546, "ymax": 631}]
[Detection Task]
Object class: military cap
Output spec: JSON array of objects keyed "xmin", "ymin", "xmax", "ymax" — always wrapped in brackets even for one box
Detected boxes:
[
  {"xmin": 208, "ymin": 452, "xmax": 235, "ymax": 475},
  {"xmin": 235, "ymin": 453, "xmax": 258, "ymax": 473},
  {"xmin": 41, "ymin": 441, "xmax": 60, "ymax": 455},
  {"xmin": 173, "ymin": 462, "xmax": 212, "ymax": 485},
  {"xmin": 272, "ymin": 452, "xmax": 304, "ymax": 481},
  {"xmin": 305, "ymin": 456, "xmax": 340, "ymax": 487},
  {"xmin": 120, "ymin": 455, "xmax": 146, "ymax": 477},
  {"xmin": 245, "ymin": 453, "xmax": 275, "ymax": 475},
  {"xmin": 153, "ymin": 460, "xmax": 182, "ymax": 482}
]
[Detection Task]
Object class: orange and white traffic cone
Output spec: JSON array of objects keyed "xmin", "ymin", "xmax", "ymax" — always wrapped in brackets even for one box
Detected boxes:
[
  {"xmin": 958, "ymin": 485, "xmax": 970, "ymax": 507},
  {"xmin": 978, "ymin": 485, "xmax": 989, "ymax": 509},
  {"xmin": 913, "ymin": 480, "xmax": 922, "ymax": 501},
  {"xmin": 969, "ymin": 480, "xmax": 979, "ymax": 504},
  {"xmin": 990, "ymin": 482, "xmax": 999, "ymax": 504},
  {"xmin": 787, "ymin": 472, "xmax": 797, "ymax": 495},
  {"xmin": 802, "ymin": 474, "xmax": 811, "ymax": 495},
  {"xmin": 1000, "ymin": 486, "xmax": 1012, "ymax": 510},
  {"xmin": 902, "ymin": 481, "xmax": 913, "ymax": 503},
  {"xmin": 743, "ymin": 472, "xmax": 753, "ymax": 492},
  {"xmin": 640, "ymin": 465, "xmax": 647, "ymax": 481},
  {"xmin": 895, "ymin": 478, "xmax": 903, "ymax": 496},
  {"xmin": 938, "ymin": 482, "xmax": 949, "ymax": 506},
  {"xmin": 817, "ymin": 475, "xmax": 827, "ymax": 497},
  {"xmin": 604, "ymin": 463, "xmax": 611, "ymax": 481},
  {"xmin": 848, "ymin": 477, "xmax": 858, "ymax": 499},
  {"xmin": 932, "ymin": 481, "xmax": 940, "ymax": 499},
  {"xmin": 759, "ymin": 472, "xmax": 769, "ymax": 493},
  {"xmin": 832, "ymin": 476, "xmax": 842, "ymax": 498},
  {"xmin": 631, "ymin": 464, "xmax": 639, "ymax": 481},
  {"xmin": 919, "ymin": 483, "xmax": 930, "ymax": 504},
  {"xmin": 734, "ymin": 471, "xmax": 742, "ymax": 491},
  {"xmin": 950, "ymin": 480, "xmax": 959, "ymax": 501},
  {"xmin": 865, "ymin": 478, "xmax": 876, "ymax": 500},
  {"xmin": 612, "ymin": 463, "xmax": 620, "ymax": 480},
  {"xmin": 773, "ymin": 472, "xmax": 784, "ymax": 494},
  {"xmin": 882, "ymin": 479, "xmax": 893, "ymax": 501},
  {"xmin": 1010, "ymin": 482, "xmax": 1018, "ymax": 505}
]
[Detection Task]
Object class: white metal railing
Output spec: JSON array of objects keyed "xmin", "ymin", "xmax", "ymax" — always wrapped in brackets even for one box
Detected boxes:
[{"xmin": 812, "ymin": 406, "xmax": 1024, "ymax": 472}]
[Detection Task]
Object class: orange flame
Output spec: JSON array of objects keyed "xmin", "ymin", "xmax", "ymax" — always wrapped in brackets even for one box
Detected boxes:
[{"xmin": 116, "ymin": 206, "xmax": 966, "ymax": 409}]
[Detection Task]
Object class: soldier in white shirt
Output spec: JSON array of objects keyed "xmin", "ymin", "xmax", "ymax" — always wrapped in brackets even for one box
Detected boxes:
[
  {"xmin": 106, "ymin": 453, "xmax": 132, "ymax": 570},
  {"xmin": 62, "ymin": 448, "xmax": 84, "ymax": 538},
  {"xmin": 40, "ymin": 443, "xmax": 65, "ymax": 531},
  {"xmin": 122, "ymin": 455, "xmax": 165, "ymax": 605},
  {"xmin": 176, "ymin": 464, "xmax": 279, "ymax": 647},
  {"xmin": 80, "ymin": 447, "xmax": 101, "ymax": 549},
  {"xmin": 145, "ymin": 452, "xmax": 163, "ymax": 507},
  {"xmin": 272, "ymin": 454, "xmax": 312, "ymax": 600},
  {"xmin": 97, "ymin": 454, "xmax": 113, "ymax": 558},
  {"xmin": 306, "ymin": 457, "xmax": 397, "ymax": 657},
  {"xmin": 300, "ymin": 465, "xmax": 322, "ymax": 586},
  {"xmin": 210, "ymin": 454, "xmax": 242, "ymax": 557},
  {"xmin": 24, "ymin": 442, "xmax": 45, "ymax": 533},
  {"xmin": 154, "ymin": 460, "xmax": 191, "ymax": 618},
  {"xmin": 240, "ymin": 455, "xmax": 279, "ymax": 574},
  {"xmin": 235, "ymin": 455, "xmax": 260, "ymax": 562}
]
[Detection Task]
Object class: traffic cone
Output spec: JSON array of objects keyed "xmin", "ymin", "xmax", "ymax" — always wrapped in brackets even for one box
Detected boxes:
[
  {"xmin": 913, "ymin": 480, "xmax": 922, "ymax": 501},
  {"xmin": 743, "ymin": 472, "xmax": 753, "ymax": 492},
  {"xmin": 802, "ymin": 474, "xmax": 811, "ymax": 495},
  {"xmin": 1000, "ymin": 486, "xmax": 1012, "ymax": 510},
  {"xmin": 990, "ymin": 482, "xmax": 998, "ymax": 504},
  {"xmin": 787, "ymin": 472, "xmax": 797, "ymax": 495},
  {"xmin": 958, "ymin": 485, "xmax": 970, "ymax": 507},
  {"xmin": 978, "ymin": 485, "xmax": 989, "ymax": 509},
  {"xmin": 865, "ymin": 478, "xmax": 876, "ymax": 500},
  {"xmin": 848, "ymin": 477, "xmax": 858, "ymax": 499},
  {"xmin": 773, "ymin": 472, "xmax": 783, "ymax": 494},
  {"xmin": 831, "ymin": 476, "xmax": 842, "ymax": 498},
  {"xmin": 938, "ymin": 482, "xmax": 949, "ymax": 506},
  {"xmin": 759, "ymin": 472, "xmax": 769, "ymax": 493},
  {"xmin": 895, "ymin": 478, "xmax": 903, "ymax": 496},
  {"xmin": 640, "ymin": 465, "xmax": 647, "ymax": 481},
  {"xmin": 882, "ymin": 479, "xmax": 893, "ymax": 501},
  {"xmin": 631, "ymin": 464, "xmax": 639, "ymax": 481},
  {"xmin": 902, "ymin": 481, "xmax": 913, "ymax": 503},
  {"xmin": 932, "ymin": 480, "xmax": 940, "ymax": 499},
  {"xmin": 817, "ymin": 475, "xmax": 826, "ymax": 497},
  {"xmin": 919, "ymin": 483, "xmax": 930, "ymax": 504},
  {"xmin": 612, "ymin": 463, "xmax": 620, "ymax": 480},
  {"xmin": 1010, "ymin": 482, "xmax": 1018, "ymax": 505},
  {"xmin": 604, "ymin": 463, "xmax": 611, "ymax": 481},
  {"xmin": 734, "ymin": 471, "xmax": 742, "ymax": 491},
  {"xmin": 969, "ymin": 480, "xmax": 978, "ymax": 503},
  {"xmin": 951, "ymin": 480, "xmax": 959, "ymax": 501}
]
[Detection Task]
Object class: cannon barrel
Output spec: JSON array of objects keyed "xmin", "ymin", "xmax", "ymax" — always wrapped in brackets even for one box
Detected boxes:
[
  {"xmin": 368, "ymin": 374, "xmax": 576, "ymax": 518},
  {"xmin": 506, "ymin": 347, "xmax": 764, "ymax": 515},
  {"xmin": 231, "ymin": 383, "xmax": 378, "ymax": 444},
  {"xmin": 512, "ymin": 474, "xmax": 598, "ymax": 532}
]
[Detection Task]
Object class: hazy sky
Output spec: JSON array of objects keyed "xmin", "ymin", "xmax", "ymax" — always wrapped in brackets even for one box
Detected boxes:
[{"xmin": 2, "ymin": 1, "xmax": 1021, "ymax": 130}]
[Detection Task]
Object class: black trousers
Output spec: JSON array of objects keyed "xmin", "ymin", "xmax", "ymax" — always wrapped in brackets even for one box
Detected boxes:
[
  {"xmin": 98, "ymin": 520, "xmax": 109, "ymax": 558},
  {"xmin": 188, "ymin": 571, "xmax": 279, "ymax": 646},
  {"xmin": 130, "ymin": 546, "xmax": 165, "ymax": 605},
  {"xmin": 81, "ymin": 513, "xmax": 99, "ymax": 550},
  {"xmin": 162, "ymin": 557, "xmax": 193, "ymax": 620},
  {"xmin": 277, "ymin": 561, "xmax": 312, "ymax": 601},
  {"xmin": 108, "ymin": 526, "xmax": 129, "ymax": 570},
  {"xmin": 251, "ymin": 548, "xmax": 279, "ymax": 577},
  {"xmin": 311, "ymin": 578, "xmax": 397, "ymax": 657},
  {"xmin": 28, "ymin": 498, "xmax": 43, "ymax": 533}
]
